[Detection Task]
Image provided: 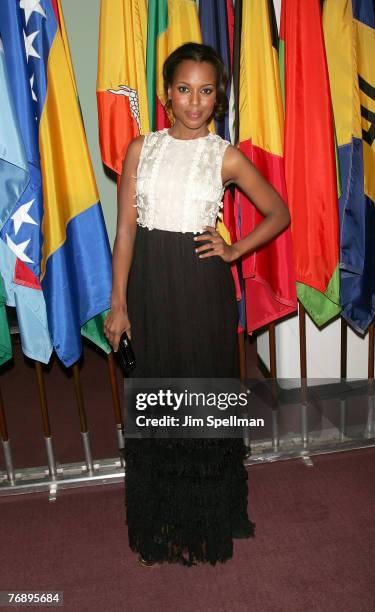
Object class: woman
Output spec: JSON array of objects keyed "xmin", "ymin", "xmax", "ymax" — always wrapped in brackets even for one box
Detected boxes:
[{"xmin": 104, "ymin": 43, "xmax": 290, "ymax": 566}]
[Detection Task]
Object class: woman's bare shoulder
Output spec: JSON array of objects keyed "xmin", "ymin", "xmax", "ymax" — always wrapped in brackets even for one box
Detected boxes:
[
  {"xmin": 221, "ymin": 143, "xmax": 256, "ymax": 185},
  {"xmin": 128, "ymin": 134, "xmax": 146, "ymax": 154},
  {"xmin": 123, "ymin": 134, "xmax": 146, "ymax": 169}
]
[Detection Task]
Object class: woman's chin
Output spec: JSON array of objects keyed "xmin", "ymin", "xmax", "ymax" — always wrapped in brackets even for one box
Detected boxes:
[{"xmin": 179, "ymin": 116, "xmax": 209, "ymax": 130}]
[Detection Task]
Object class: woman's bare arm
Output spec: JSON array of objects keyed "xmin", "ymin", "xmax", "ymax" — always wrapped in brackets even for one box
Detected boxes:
[
  {"xmin": 104, "ymin": 135, "xmax": 144, "ymax": 350},
  {"xmin": 195, "ymin": 145, "xmax": 291, "ymax": 261}
]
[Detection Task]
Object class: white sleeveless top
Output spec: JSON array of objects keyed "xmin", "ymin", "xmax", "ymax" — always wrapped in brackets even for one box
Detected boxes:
[{"xmin": 134, "ymin": 127, "xmax": 231, "ymax": 233}]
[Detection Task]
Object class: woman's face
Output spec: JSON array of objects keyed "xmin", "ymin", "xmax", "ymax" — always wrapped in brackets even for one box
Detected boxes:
[{"xmin": 167, "ymin": 60, "xmax": 217, "ymax": 130}]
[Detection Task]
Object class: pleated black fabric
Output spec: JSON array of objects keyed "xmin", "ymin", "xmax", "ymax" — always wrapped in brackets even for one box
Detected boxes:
[{"xmin": 123, "ymin": 226, "xmax": 255, "ymax": 566}]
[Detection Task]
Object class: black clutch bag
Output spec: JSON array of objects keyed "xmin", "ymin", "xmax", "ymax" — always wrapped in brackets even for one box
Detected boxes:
[{"xmin": 116, "ymin": 331, "xmax": 136, "ymax": 375}]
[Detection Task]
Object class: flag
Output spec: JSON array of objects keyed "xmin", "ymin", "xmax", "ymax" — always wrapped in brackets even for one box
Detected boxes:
[
  {"xmin": 97, "ymin": 0, "xmax": 149, "ymax": 175},
  {"xmin": 0, "ymin": 39, "xmax": 29, "ymax": 231},
  {"xmin": 0, "ymin": 0, "xmax": 112, "ymax": 367},
  {"xmin": 199, "ymin": 0, "xmax": 232, "ymax": 139},
  {"xmin": 235, "ymin": 0, "xmax": 297, "ymax": 333},
  {"xmin": 323, "ymin": 0, "xmax": 375, "ymax": 333},
  {"xmin": 55, "ymin": 1, "xmax": 112, "ymax": 356},
  {"xmin": 81, "ymin": 311, "xmax": 112, "ymax": 354},
  {"xmin": 280, "ymin": 0, "xmax": 340, "ymax": 326},
  {"xmin": 0, "ymin": 33, "xmax": 52, "ymax": 364},
  {"xmin": 199, "ymin": 0, "xmax": 244, "ymax": 331},
  {"xmin": 147, "ymin": 0, "xmax": 202, "ymax": 131},
  {"xmin": 0, "ymin": 240, "xmax": 53, "ymax": 363},
  {"xmin": 0, "ymin": 275, "xmax": 12, "ymax": 367}
]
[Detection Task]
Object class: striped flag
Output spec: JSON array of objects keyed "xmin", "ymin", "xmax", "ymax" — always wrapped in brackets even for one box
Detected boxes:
[
  {"xmin": 0, "ymin": 0, "xmax": 112, "ymax": 367},
  {"xmin": 97, "ymin": 0, "xmax": 149, "ymax": 175},
  {"xmin": 235, "ymin": 0, "xmax": 297, "ymax": 333},
  {"xmin": 323, "ymin": 0, "xmax": 375, "ymax": 333},
  {"xmin": 147, "ymin": 0, "xmax": 201, "ymax": 131},
  {"xmin": 280, "ymin": 0, "xmax": 341, "ymax": 326},
  {"xmin": 198, "ymin": 0, "xmax": 232, "ymax": 139},
  {"xmin": 199, "ymin": 0, "xmax": 243, "ymax": 330}
]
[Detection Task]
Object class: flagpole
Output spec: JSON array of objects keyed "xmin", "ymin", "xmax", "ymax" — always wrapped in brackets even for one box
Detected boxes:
[
  {"xmin": 233, "ymin": 0, "xmax": 246, "ymax": 380},
  {"xmin": 72, "ymin": 363, "xmax": 94, "ymax": 475},
  {"xmin": 238, "ymin": 333, "xmax": 246, "ymax": 380},
  {"xmin": 368, "ymin": 321, "xmax": 374, "ymax": 379},
  {"xmin": 340, "ymin": 318, "xmax": 348, "ymax": 440},
  {"xmin": 0, "ymin": 384, "xmax": 15, "ymax": 485},
  {"xmin": 340, "ymin": 317, "xmax": 347, "ymax": 378},
  {"xmin": 269, "ymin": 322, "xmax": 277, "ymax": 377},
  {"xmin": 106, "ymin": 353, "xmax": 124, "ymax": 458},
  {"xmin": 268, "ymin": 321, "xmax": 280, "ymax": 452},
  {"xmin": 298, "ymin": 301, "xmax": 309, "ymax": 448},
  {"xmin": 34, "ymin": 362, "xmax": 57, "ymax": 484},
  {"xmin": 366, "ymin": 321, "xmax": 375, "ymax": 439}
]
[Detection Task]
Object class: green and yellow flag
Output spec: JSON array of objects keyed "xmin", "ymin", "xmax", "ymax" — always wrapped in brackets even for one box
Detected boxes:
[{"xmin": 146, "ymin": 0, "xmax": 201, "ymax": 130}]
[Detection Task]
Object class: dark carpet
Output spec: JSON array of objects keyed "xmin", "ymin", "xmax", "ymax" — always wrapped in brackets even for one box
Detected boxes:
[
  {"xmin": 0, "ymin": 448, "xmax": 374, "ymax": 611},
  {"xmin": 1, "ymin": 340, "xmax": 375, "ymax": 611}
]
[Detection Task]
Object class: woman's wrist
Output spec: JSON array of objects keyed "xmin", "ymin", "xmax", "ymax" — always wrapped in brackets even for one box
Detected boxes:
[
  {"xmin": 110, "ymin": 301, "xmax": 127, "ymax": 313},
  {"xmin": 229, "ymin": 243, "xmax": 242, "ymax": 262}
]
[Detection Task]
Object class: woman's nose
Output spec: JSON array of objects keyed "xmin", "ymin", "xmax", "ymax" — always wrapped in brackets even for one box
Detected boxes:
[{"xmin": 190, "ymin": 91, "xmax": 200, "ymax": 105}]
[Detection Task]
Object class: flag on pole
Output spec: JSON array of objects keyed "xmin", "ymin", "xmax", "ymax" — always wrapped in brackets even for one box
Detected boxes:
[
  {"xmin": 0, "ymin": 240, "xmax": 53, "ymax": 363},
  {"xmin": 0, "ymin": 0, "xmax": 112, "ymax": 367},
  {"xmin": 0, "ymin": 33, "xmax": 52, "ymax": 364},
  {"xmin": 199, "ymin": 0, "xmax": 243, "ymax": 330},
  {"xmin": 235, "ymin": 0, "xmax": 297, "ymax": 333},
  {"xmin": 323, "ymin": 0, "xmax": 375, "ymax": 333},
  {"xmin": 0, "ymin": 39, "xmax": 29, "ymax": 231},
  {"xmin": 280, "ymin": 0, "xmax": 341, "ymax": 327},
  {"xmin": 97, "ymin": 0, "xmax": 149, "ymax": 175},
  {"xmin": 147, "ymin": 0, "xmax": 202, "ymax": 131},
  {"xmin": 198, "ymin": 0, "xmax": 232, "ymax": 139}
]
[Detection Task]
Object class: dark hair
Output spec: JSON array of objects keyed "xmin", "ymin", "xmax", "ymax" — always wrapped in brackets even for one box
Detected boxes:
[{"xmin": 163, "ymin": 42, "xmax": 228, "ymax": 120}]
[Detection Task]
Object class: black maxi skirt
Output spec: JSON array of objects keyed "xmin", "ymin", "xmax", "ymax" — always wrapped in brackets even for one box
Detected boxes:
[{"xmin": 122, "ymin": 225, "xmax": 255, "ymax": 566}]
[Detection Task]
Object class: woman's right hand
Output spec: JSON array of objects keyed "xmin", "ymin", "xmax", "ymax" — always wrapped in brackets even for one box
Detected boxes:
[{"xmin": 104, "ymin": 307, "xmax": 131, "ymax": 352}]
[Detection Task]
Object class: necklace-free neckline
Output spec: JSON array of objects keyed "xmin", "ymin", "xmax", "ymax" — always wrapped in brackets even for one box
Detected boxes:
[{"xmin": 164, "ymin": 128, "xmax": 212, "ymax": 141}]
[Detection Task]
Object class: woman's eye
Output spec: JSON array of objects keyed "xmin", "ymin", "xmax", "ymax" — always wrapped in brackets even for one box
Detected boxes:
[
  {"xmin": 178, "ymin": 86, "xmax": 188, "ymax": 93},
  {"xmin": 202, "ymin": 88, "xmax": 213, "ymax": 95}
]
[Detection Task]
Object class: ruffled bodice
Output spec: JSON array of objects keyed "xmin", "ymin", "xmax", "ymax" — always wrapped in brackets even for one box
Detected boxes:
[{"xmin": 134, "ymin": 127, "xmax": 231, "ymax": 233}]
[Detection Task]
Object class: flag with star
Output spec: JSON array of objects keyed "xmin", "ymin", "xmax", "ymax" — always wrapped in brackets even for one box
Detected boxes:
[
  {"xmin": 0, "ymin": 38, "xmax": 29, "ymax": 231},
  {"xmin": 0, "ymin": 33, "xmax": 52, "ymax": 364},
  {"xmin": 0, "ymin": 0, "xmax": 112, "ymax": 367}
]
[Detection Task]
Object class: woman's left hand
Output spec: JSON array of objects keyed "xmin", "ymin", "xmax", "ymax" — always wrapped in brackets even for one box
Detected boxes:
[{"xmin": 194, "ymin": 226, "xmax": 239, "ymax": 263}]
